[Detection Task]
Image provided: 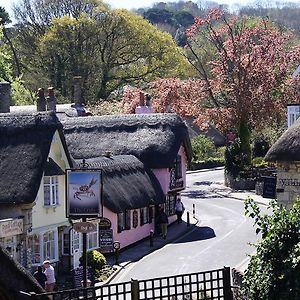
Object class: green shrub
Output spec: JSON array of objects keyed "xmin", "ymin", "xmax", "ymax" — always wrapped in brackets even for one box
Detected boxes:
[
  {"xmin": 252, "ymin": 157, "xmax": 268, "ymax": 168},
  {"xmin": 224, "ymin": 139, "xmax": 244, "ymax": 177},
  {"xmin": 80, "ymin": 250, "xmax": 107, "ymax": 278},
  {"xmin": 192, "ymin": 135, "xmax": 220, "ymax": 162}
]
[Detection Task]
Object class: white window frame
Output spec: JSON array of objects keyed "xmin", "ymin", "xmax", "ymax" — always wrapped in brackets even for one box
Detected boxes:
[
  {"xmin": 28, "ymin": 229, "xmax": 58, "ymax": 266},
  {"xmin": 140, "ymin": 207, "xmax": 149, "ymax": 226},
  {"xmin": 44, "ymin": 176, "xmax": 59, "ymax": 206},
  {"xmin": 87, "ymin": 228, "xmax": 99, "ymax": 250},
  {"xmin": 71, "ymin": 230, "xmax": 81, "ymax": 255}
]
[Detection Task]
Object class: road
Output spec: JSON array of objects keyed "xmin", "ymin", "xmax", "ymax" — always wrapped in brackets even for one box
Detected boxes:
[{"xmin": 111, "ymin": 168, "xmax": 267, "ymax": 282}]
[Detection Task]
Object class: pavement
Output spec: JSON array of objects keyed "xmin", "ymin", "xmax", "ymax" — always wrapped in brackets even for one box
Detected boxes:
[{"xmin": 102, "ymin": 178, "xmax": 270, "ymax": 284}]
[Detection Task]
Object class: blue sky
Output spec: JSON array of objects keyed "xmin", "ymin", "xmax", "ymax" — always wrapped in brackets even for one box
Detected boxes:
[{"xmin": 2, "ymin": 0, "xmax": 257, "ymax": 18}]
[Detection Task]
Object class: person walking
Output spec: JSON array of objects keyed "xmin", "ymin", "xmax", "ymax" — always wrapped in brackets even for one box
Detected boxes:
[
  {"xmin": 159, "ymin": 207, "xmax": 168, "ymax": 239},
  {"xmin": 43, "ymin": 260, "xmax": 56, "ymax": 292},
  {"xmin": 33, "ymin": 266, "xmax": 47, "ymax": 289},
  {"xmin": 175, "ymin": 198, "xmax": 185, "ymax": 224}
]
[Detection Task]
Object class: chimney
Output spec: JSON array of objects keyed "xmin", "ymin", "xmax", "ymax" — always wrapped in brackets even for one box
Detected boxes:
[
  {"xmin": 46, "ymin": 87, "xmax": 56, "ymax": 112},
  {"xmin": 104, "ymin": 151, "xmax": 112, "ymax": 158},
  {"xmin": 135, "ymin": 92, "xmax": 153, "ymax": 114},
  {"xmin": 37, "ymin": 88, "xmax": 46, "ymax": 112},
  {"xmin": 0, "ymin": 82, "xmax": 11, "ymax": 113},
  {"xmin": 73, "ymin": 76, "xmax": 83, "ymax": 105}
]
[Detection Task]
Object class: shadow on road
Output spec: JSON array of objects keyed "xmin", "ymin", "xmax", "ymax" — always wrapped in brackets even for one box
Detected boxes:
[
  {"xmin": 182, "ymin": 190, "xmax": 223, "ymax": 199},
  {"xmin": 172, "ymin": 226, "xmax": 216, "ymax": 244}
]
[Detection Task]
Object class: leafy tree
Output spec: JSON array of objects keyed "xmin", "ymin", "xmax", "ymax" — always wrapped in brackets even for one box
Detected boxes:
[
  {"xmin": 184, "ymin": 9, "xmax": 300, "ymax": 132},
  {"xmin": 41, "ymin": 8, "xmax": 189, "ymax": 101},
  {"xmin": 243, "ymin": 198, "xmax": 300, "ymax": 300}
]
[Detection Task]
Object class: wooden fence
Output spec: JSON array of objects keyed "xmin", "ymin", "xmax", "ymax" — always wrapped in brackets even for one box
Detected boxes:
[{"xmin": 20, "ymin": 266, "xmax": 233, "ymax": 300}]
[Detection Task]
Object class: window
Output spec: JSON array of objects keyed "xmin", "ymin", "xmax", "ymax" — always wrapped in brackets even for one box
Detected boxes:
[
  {"xmin": 28, "ymin": 234, "xmax": 40, "ymax": 264},
  {"xmin": 44, "ymin": 176, "xmax": 59, "ymax": 206},
  {"xmin": 43, "ymin": 231, "xmax": 55, "ymax": 261},
  {"xmin": 118, "ymin": 210, "xmax": 131, "ymax": 233},
  {"xmin": 166, "ymin": 194, "xmax": 176, "ymax": 216},
  {"xmin": 28, "ymin": 229, "xmax": 58, "ymax": 265},
  {"xmin": 87, "ymin": 229, "xmax": 98, "ymax": 250},
  {"xmin": 175, "ymin": 155, "xmax": 182, "ymax": 179},
  {"xmin": 140, "ymin": 207, "xmax": 149, "ymax": 226},
  {"xmin": 71, "ymin": 231, "xmax": 81, "ymax": 255}
]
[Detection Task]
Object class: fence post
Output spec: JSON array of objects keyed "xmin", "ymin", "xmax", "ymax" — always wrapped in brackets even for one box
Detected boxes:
[
  {"xmin": 131, "ymin": 278, "xmax": 140, "ymax": 300},
  {"xmin": 187, "ymin": 211, "xmax": 190, "ymax": 227},
  {"xmin": 193, "ymin": 203, "xmax": 195, "ymax": 218},
  {"xmin": 223, "ymin": 266, "xmax": 233, "ymax": 300}
]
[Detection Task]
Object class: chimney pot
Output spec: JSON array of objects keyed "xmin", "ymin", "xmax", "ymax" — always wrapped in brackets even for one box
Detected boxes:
[
  {"xmin": 46, "ymin": 87, "xmax": 56, "ymax": 112},
  {"xmin": 0, "ymin": 82, "xmax": 11, "ymax": 113},
  {"xmin": 37, "ymin": 88, "xmax": 46, "ymax": 112}
]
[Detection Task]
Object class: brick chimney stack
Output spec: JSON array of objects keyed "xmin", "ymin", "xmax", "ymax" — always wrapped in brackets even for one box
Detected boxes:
[
  {"xmin": 37, "ymin": 88, "xmax": 46, "ymax": 112},
  {"xmin": 0, "ymin": 82, "xmax": 11, "ymax": 113},
  {"xmin": 135, "ymin": 92, "xmax": 153, "ymax": 114},
  {"xmin": 46, "ymin": 87, "xmax": 56, "ymax": 112},
  {"xmin": 73, "ymin": 76, "xmax": 83, "ymax": 105}
]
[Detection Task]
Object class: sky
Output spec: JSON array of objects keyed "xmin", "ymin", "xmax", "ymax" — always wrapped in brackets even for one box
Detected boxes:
[{"xmin": 1, "ymin": 0, "xmax": 256, "ymax": 18}]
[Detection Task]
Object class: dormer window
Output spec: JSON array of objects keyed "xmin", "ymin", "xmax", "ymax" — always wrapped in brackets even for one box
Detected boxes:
[{"xmin": 44, "ymin": 176, "xmax": 59, "ymax": 206}]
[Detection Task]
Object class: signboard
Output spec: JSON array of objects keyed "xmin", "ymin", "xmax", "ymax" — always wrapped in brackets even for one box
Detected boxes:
[
  {"xmin": 99, "ymin": 229, "xmax": 113, "ymax": 252},
  {"xmin": 73, "ymin": 222, "xmax": 97, "ymax": 233},
  {"xmin": 66, "ymin": 169, "xmax": 102, "ymax": 217},
  {"xmin": 0, "ymin": 219, "xmax": 23, "ymax": 238},
  {"xmin": 262, "ymin": 176, "xmax": 276, "ymax": 199},
  {"xmin": 99, "ymin": 217, "xmax": 112, "ymax": 229},
  {"xmin": 71, "ymin": 266, "xmax": 94, "ymax": 288}
]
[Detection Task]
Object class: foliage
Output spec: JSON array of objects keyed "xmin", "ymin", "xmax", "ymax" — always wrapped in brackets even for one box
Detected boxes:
[
  {"xmin": 238, "ymin": 119, "xmax": 251, "ymax": 167},
  {"xmin": 251, "ymin": 157, "xmax": 268, "ymax": 168},
  {"xmin": 88, "ymin": 100, "xmax": 122, "ymax": 116},
  {"xmin": 243, "ymin": 198, "xmax": 300, "ymax": 300},
  {"xmin": 79, "ymin": 250, "xmax": 107, "ymax": 278},
  {"xmin": 184, "ymin": 9, "xmax": 300, "ymax": 132},
  {"xmin": 191, "ymin": 135, "xmax": 222, "ymax": 162},
  {"xmin": 11, "ymin": 77, "xmax": 34, "ymax": 105},
  {"xmin": 12, "ymin": 0, "xmax": 190, "ymax": 103},
  {"xmin": 224, "ymin": 139, "xmax": 244, "ymax": 177}
]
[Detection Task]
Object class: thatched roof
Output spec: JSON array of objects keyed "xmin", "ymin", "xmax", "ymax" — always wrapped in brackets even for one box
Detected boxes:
[
  {"xmin": 265, "ymin": 120, "xmax": 300, "ymax": 162},
  {"xmin": 0, "ymin": 112, "xmax": 69, "ymax": 204},
  {"xmin": 62, "ymin": 113, "xmax": 192, "ymax": 169},
  {"xmin": 0, "ymin": 245, "xmax": 47, "ymax": 300},
  {"xmin": 74, "ymin": 155, "xmax": 165, "ymax": 213},
  {"xmin": 184, "ymin": 117, "xmax": 226, "ymax": 147}
]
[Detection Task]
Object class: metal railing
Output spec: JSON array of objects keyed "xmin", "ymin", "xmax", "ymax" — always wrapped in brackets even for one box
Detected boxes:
[{"xmin": 21, "ymin": 267, "xmax": 233, "ymax": 300}]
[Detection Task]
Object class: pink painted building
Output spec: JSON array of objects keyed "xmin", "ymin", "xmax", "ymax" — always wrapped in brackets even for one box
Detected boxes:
[{"xmin": 62, "ymin": 112, "xmax": 192, "ymax": 250}]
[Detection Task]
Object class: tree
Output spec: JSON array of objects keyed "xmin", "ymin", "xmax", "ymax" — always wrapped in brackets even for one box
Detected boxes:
[
  {"xmin": 243, "ymin": 198, "xmax": 300, "ymax": 299},
  {"xmin": 184, "ymin": 9, "xmax": 300, "ymax": 132},
  {"xmin": 0, "ymin": 6, "xmax": 21, "ymax": 77},
  {"xmin": 41, "ymin": 8, "xmax": 190, "ymax": 101}
]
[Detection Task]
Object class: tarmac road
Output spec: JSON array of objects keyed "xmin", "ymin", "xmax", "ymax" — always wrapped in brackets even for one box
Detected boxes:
[{"xmin": 110, "ymin": 168, "xmax": 267, "ymax": 283}]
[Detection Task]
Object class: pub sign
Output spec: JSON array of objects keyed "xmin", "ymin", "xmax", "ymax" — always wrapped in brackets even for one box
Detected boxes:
[{"xmin": 66, "ymin": 169, "xmax": 102, "ymax": 217}]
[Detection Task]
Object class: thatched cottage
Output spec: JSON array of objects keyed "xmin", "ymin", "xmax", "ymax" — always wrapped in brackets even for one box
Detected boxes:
[
  {"xmin": 265, "ymin": 119, "xmax": 300, "ymax": 208},
  {"xmin": 0, "ymin": 111, "xmax": 72, "ymax": 272},
  {"xmin": 62, "ymin": 113, "xmax": 192, "ymax": 250}
]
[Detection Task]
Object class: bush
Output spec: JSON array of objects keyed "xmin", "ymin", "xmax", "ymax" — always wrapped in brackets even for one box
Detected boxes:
[
  {"xmin": 192, "ymin": 135, "xmax": 222, "ymax": 162},
  {"xmin": 243, "ymin": 198, "xmax": 300, "ymax": 300},
  {"xmin": 252, "ymin": 157, "xmax": 268, "ymax": 168},
  {"xmin": 80, "ymin": 250, "xmax": 107, "ymax": 278},
  {"xmin": 224, "ymin": 139, "xmax": 244, "ymax": 177}
]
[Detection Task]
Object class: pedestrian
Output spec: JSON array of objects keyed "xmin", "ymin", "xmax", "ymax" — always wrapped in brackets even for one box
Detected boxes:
[
  {"xmin": 175, "ymin": 198, "xmax": 185, "ymax": 224},
  {"xmin": 33, "ymin": 266, "xmax": 47, "ymax": 289},
  {"xmin": 43, "ymin": 260, "xmax": 56, "ymax": 292},
  {"xmin": 159, "ymin": 207, "xmax": 168, "ymax": 239}
]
